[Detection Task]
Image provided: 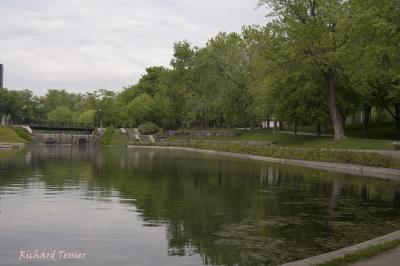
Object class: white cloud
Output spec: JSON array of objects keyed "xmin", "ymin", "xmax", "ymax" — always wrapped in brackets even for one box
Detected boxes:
[{"xmin": 0, "ymin": 0, "xmax": 268, "ymax": 95}]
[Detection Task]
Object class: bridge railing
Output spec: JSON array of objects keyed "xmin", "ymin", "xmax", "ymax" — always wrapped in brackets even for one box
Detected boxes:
[{"xmin": 29, "ymin": 122, "xmax": 96, "ymax": 129}]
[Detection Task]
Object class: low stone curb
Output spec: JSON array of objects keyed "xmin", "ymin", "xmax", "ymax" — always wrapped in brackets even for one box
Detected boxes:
[
  {"xmin": 0, "ymin": 143, "xmax": 25, "ymax": 149},
  {"xmin": 279, "ymin": 230, "xmax": 400, "ymax": 266},
  {"xmin": 127, "ymin": 145, "xmax": 400, "ymax": 180}
]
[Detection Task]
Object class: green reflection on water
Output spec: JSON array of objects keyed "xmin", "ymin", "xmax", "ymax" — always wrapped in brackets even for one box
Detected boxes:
[{"xmin": 1, "ymin": 146, "xmax": 400, "ymax": 266}]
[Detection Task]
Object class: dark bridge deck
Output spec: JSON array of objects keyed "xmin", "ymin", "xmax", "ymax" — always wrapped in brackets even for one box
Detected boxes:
[{"xmin": 29, "ymin": 122, "xmax": 96, "ymax": 133}]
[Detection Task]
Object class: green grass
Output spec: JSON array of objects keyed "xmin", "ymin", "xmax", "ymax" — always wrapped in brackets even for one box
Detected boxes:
[
  {"xmin": 170, "ymin": 122, "xmax": 400, "ymax": 151},
  {"xmin": 170, "ymin": 132, "xmax": 395, "ymax": 150},
  {"xmin": 13, "ymin": 127, "xmax": 32, "ymax": 142},
  {"xmin": 345, "ymin": 122, "xmax": 400, "ymax": 140},
  {"xmin": 282, "ymin": 122, "xmax": 400, "ymax": 140},
  {"xmin": 135, "ymin": 142, "xmax": 400, "ymax": 169},
  {"xmin": 0, "ymin": 149, "xmax": 20, "ymax": 160},
  {"xmin": 315, "ymin": 238, "xmax": 400, "ymax": 266},
  {"xmin": 110, "ymin": 129, "xmax": 129, "ymax": 146},
  {"xmin": 102, "ymin": 127, "xmax": 114, "ymax": 145},
  {"xmin": 0, "ymin": 126, "xmax": 26, "ymax": 143}
]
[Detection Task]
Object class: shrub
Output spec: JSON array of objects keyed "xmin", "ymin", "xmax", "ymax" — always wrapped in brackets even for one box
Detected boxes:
[
  {"xmin": 13, "ymin": 127, "xmax": 32, "ymax": 142},
  {"xmin": 138, "ymin": 122, "xmax": 158, "ymax": 135},
  {"xmin": 102, "ymin": 127, "xmax": 114, "ymax": 145}
]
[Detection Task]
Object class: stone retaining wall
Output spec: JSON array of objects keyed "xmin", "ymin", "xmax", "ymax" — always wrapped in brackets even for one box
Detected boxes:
[
  {"xmin": 280, "ymin": 230, "xmax": 400, "ymax": 265},
  {"xmin": 165, "ymin": 139, "xmax": 275, "ymax": 147},
  {"xmin": 165, "ymin": 130, "xmax": 241, "ymax": 137},
  {"xmin": 33, "ymin": 133, "xmax": 96, "ymax": 145}
]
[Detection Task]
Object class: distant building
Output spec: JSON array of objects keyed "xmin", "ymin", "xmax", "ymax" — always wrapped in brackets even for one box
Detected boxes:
[
  {"xmin": 261, "ymin": 119, "xmax": 281, "ymax": 129},
  {"xmin": 0, "ymin": 64, "xmax": 3, "ymax": 88}
]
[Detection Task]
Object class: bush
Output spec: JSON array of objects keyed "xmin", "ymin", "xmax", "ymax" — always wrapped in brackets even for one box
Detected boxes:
[
  {"xmin": 13, "ymin": 127, "xmax": 32, "ymax": 142},
  {"xmin": 138, "ymin": 122, "xmax": 158, "ymax": 135},
  {"xmin": 102, "ymin": 127, "xmax": 114, "ymax": 145}
]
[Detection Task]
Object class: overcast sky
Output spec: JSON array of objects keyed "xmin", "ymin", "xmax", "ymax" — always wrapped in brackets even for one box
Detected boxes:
[{"xmin": 0, "ymin": 0, "xmax": 268, "ymax": 95}]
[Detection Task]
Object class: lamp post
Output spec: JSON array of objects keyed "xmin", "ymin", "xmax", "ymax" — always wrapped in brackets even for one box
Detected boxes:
[
  {"xmin": 0, "ymin": 64, "xmax": 3, "ymax": 89},
  {"xmin": 22, "ymin": 105, "xmax": 27, "ymax": 125},
  {"xmin": 97, "ymin": 108, "xmax": 102, "ymax": 128}
]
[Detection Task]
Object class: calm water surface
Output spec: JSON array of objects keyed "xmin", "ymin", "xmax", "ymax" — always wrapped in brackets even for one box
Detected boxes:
[{"xmin": 1, "ymin": 146, "xmax": 400, "ymax": 266}]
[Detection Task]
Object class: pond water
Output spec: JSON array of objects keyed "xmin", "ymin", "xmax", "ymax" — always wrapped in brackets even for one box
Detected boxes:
[{"xmin": 1, "ymin": 146, "xmax": 400, "ymax": 266}]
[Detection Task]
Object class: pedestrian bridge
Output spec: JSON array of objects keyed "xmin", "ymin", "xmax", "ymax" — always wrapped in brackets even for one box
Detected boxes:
[
  {"xmin": 29, "ymin": 122, "xmax": 96, "ymax": 134},
  {"xmin": 28, "ymin": 122, "xmax": 98, "ymax": 145}
]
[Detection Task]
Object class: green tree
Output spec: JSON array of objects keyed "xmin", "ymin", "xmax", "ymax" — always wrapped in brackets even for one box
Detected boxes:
[
  {"xmin": 119, "ymin": 66, "xmax": 168, "ymax": 104},
  {"xmin": 41, "ymin": 89, "xmax": 84, "ymax": 114},
  {"xmin": 344, "ymin": 0, "xmax": 400, "ymax": 133},
  {"xmin": 86, "ymin": 90, "xmax": 117, "ymax": 127},
  {"xmin": 259, "ymin": 0, "xmax": 352, "ymax": 140},
  {"xmin": 159, "ymin": 41, "xmax": 197, "ymax": 128},
  {"xmin": 78, "ymin": 110, "xmax": 96, "ymax": 124},
  {"xmin": 47, "ymin": 106, "xmax": 74, "ymax": 123},
  {"xmin": 0, "ymin": 88, "xmax": 35, "ymax": 123},
  {"xmin": 125, "ymin": 94, "xmax": 156, "ymax": 126}
]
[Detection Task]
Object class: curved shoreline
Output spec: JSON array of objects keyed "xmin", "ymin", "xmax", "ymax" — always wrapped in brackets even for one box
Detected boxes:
[
  {"xmin": 280, "ymin": 230, "xmax": 400, "ymax": 266},
  {"xmin": 127, "ymin": 145, "xmax": 400, "ymax": 180}
]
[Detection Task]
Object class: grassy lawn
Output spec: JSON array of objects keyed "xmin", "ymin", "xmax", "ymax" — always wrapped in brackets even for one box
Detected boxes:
[
  {"xmin": 135, "ymin": 142, "xmax": 400, "ymax": 169},
  {"xmin": 282, "ymin": 122, "xmax": 400, "ymax": 140},
  {"xmin": 170, "ymin": 132, "xmax": 395, "ymax": 150},
  {"xmin": 102, "ymin": 127, "xmax": 114, "ymax": 145},
  {"xmin": 0, "ymin": 126, "xmax": 26, "ymax": 143},
  {"xmin": 110, "ymin": 129, "xmax": 129, "ymax": 146},
  {"xmin": 345, "ymin": 122, "xmax": 400, "ymax": 140},
  {"xmin": 240, "ymin": 133, "xmax": 394, "ymax": 150}
]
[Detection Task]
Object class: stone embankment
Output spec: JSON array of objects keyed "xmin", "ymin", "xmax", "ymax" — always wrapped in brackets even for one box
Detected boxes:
[
  {"xmin": 165, "ymin": 130, "xmax": 241, "ymax": 137},
  {"xmin": 280, "ymin": 230, "xmax": 400, "ymax": 266},
  {"xmin": 128, "ymin": 145, "xmax": 400, "ymax": 180},
  {"xmin": 32, "ymin": 133, "xmax": 96, "ymax": 145},
  {"xmin": 121, "ymin": 128, "xmax": 155, "ymax": 143}
]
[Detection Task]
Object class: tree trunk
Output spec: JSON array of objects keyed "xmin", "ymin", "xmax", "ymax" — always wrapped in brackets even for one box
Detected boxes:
[
  {"xmin": 266, "ymin": 118, "xmax": 270, "ymax": 129},
  {"xmin": 293, "ymin": 120, "xmax": 298, "ymax": 136},
  {"xmin": 273, "ymin": 119, "xmax": 277, "ymax": 134},
  {"xmin": 352, "ymin": 112, "xmax": 356, "ymax": 124},
  {"xmin": 341, "ymin": 112, "xmax": 347, "ymax": 126},
  {"xmin": 324, "ymin": 71, "xmax": 346, "ymax": 140},
  {"xmin": 327, "ymin": 179, "xmax": 342, "ymax": 227},
  {"xmin": 316, "ymin": 122, "xmax": 321, "ymax": 137},
  {"xmin": 279, "ymin": 121, "xmax": 284, "ymax": 130},
  {"xmin": 362, "ymin": 103, "xmax": 371, "ymax": 135},
  {"xmin": 396, "ymin": 103, "xmax": 400, "ymax": 134},
  {"xmin": 219, "ymin": 114, "xmax": 224, "ymax": 127}
]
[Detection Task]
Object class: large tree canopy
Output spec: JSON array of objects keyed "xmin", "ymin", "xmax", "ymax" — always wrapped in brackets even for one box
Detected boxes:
[{"xmin": 1, "ymin": 0, "xmax": 399, "ymax": 136}]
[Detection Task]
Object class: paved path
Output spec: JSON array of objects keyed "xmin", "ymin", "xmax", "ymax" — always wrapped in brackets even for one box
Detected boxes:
[
  {"xmin": 350, "ymin": 246, "xmax": 400, "ymax": 266},
  {"xmin": 277, "ymin": 130, "xmax": 333, "ymax": 137}
]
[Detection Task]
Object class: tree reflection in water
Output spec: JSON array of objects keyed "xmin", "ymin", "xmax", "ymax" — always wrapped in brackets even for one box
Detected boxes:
[{"xmin": 1, "ymin": 146, "xmax": 400, "ymax": 266}]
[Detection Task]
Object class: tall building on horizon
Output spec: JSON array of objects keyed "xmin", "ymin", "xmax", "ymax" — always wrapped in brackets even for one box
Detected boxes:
[{"xmin": 0, "ymin": 64, "xmax": 3, "ymax": 89}]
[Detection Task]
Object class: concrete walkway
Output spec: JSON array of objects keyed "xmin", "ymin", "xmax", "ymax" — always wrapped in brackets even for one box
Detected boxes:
[
  {"xmin": 350, "ymin": 246, "xmax": 400, "ymax": 266},
  {"xmin": 121, "ymin": 128, "xmax": 155, "ymax": 143},
  {"xmin": 277, "ymin": 130, "xmax": 333, "ymax": 137}
]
